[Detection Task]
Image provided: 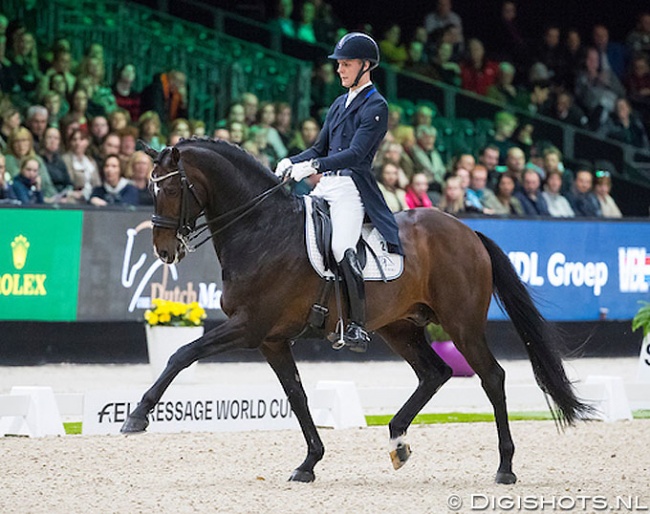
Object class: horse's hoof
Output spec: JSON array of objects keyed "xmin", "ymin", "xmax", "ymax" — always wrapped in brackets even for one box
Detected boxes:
[
  {"xmin": 390, "ymin": 442, "xmax": 412, "ymax": 470},
  {"xmin": 120, "ymin": 415, "xmax": 149, "ymax": 434},
  {"xmin": 495, "ymin": 471, "xmax": 517, "ymax": 484},
  {"xmin": 288, "ymin": 469, "xmax": 315, "ymax": 483}
]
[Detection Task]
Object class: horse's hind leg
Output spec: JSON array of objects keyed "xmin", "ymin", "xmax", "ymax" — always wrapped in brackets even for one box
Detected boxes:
[
  {"xmin": 377, "ymin": 320, "xmax": 453, "ymax": 470},
  {"xmin": 453, "ymin": 332, "xmax": 516, "ymax": 484},
  {"xmin": 260, "ymin": 341, "xmax": 324, "ymax": 483}
]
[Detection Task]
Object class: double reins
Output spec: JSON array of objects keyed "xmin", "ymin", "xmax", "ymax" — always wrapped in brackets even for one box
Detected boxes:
[{"xmin": 150, "ymin": 157, "xmax": 286, "ymax": 252}]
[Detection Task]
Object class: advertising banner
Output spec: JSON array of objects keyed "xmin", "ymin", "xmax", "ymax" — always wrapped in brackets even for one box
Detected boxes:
[
  {"xmin": 77, "ymin": 210, "xmax": 225, "ymax": 321},
  {"xmin": 464, "ymin": 218, "xmax": 650, "ymax": 321},
  {"xmin": 0, "ymin": 209, "xmax": 82, "ymax": 321},
  {"xmin": 82, "ymin": 385, "xmax": 298, "ymax": 435}
]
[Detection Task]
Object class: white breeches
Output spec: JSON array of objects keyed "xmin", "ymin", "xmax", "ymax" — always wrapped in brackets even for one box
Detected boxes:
[{"xmin": 311, "ymin": 175, "xmax": 365, "ymax": 262}]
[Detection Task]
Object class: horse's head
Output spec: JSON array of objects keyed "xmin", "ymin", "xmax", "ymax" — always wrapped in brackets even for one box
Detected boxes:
[{"xmin": 146, "ymin": 143, "xmax": 205, "ymax": 264}]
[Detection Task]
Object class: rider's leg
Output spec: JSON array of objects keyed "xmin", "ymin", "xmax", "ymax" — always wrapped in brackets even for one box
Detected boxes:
[{"xmin": 327, "ymin": 177, "xmax": 369, "ymax": 352}]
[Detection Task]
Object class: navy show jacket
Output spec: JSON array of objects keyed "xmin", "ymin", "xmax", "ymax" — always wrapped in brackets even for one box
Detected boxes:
[{"xmin": 291, "ymin": 85, "xmax": 404, "ymax": 255}]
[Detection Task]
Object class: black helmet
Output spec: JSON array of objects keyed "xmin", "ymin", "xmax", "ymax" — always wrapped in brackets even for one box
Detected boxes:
[{"xmin": 328, "ymin": 32, "xmax": 380, "ymax": 65}]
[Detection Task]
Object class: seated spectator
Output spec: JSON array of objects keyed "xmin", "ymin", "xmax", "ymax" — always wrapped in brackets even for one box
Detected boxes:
[
  {"xmin": 216, "ymin": 102, "xmax": 246, "ymax": 129},
  {"xmin": 0, "ymin": 154, "xmax": 18, "ymax": 203},
  {"xmin": 12, "ymin": 157, "xmax": 44, "ymax": 204},
  {"xmin": 438, "ymin": 175, "xmax": 468, "ymax": 215},
  {"xmin": 140, "ymin": 69, "xmax": 188, "ymax": 126},
  {"xmin": 268, "ymin": 0, "xmax": 296, "ymax": 38},
  {"xmin": 542, "ymin": 90, "xmax": 588, "ymax": 128},
  {"xmin": 594, "ymin": 170, "xmax": 623, "ymax": 218},
  {"xmin": 486, "ymin": 62, "xmax": 518, "ymax": 106},
  {"xmin": 512, "ymin": 120, "xmax": 535, "ymax": 159},
  {"xmin": 88, "ymin": 115, "xmax": 109, "ymax": 156},
  {"xmin": 430, "ymin": 42, "xmax": 461, "ymax": 87},
  {"xmin": 0, "ymin": 105, "xmax": 21, "ymax": 152},
  {"xmin": 213, "ymin": 127, "xmax": 230, "ymax": 141},
  {"xmin": 169, "ymin": 118, "xmax": 191, "ymax": 142},
  {"xmin": 489, "ymin": 111, "xmax": 518, "ymax": 164},
  {"xmin": 295, "ymin": 1, "xmax": 317, "ymax": 44},
  {"xmin": 127, "ymin": 150, "xmax": 154, "ymax": 206},
  {"xmin": 379, "ymin": 24, "xmax": 409, "ymax": 68},
  {"xmin": 405, "ymin": 172, "xmax": 433, "ymax": 209},
  {"xmin": 62, "ymin": 129, "xmax": 101, "ymax": 202},
  {"xmin": 247, "ymin": 126, "xmax": 275, "ymax": 168},
  {"xmin": 273, "ymin": 102, "xmax": 294, "ymax": 148},
  {"xmin": 460, "ymin": 38, "xmax": 499, "ymax": 96},
  {"xmin": 42, "ymin": 91, "xmax": 64, "ymax": 129},
  {"xmin": 403, "ymin": 41, "xmax": 434, "ymax": 78},
  {"xmin": 452, "ymin": 153, "xmax": 476, "ymax": 174},
  {"xmin": 625, "ymin": 52, "xmax": 650, "ymax": 129},
  {"xmin": 90, "ymin": 154, "xmax": 139, "ymax": 206},
  {"xmin": 61, "ymin": 86, "xmax": 90, "ymax": 133},
  {"xmin": 563, "ymin": 29, "xmax": 586, "ymax": 91},
  {"xmin": 386, "ymin": 104, "xmax": 404, "ymax": 137},
  {"xmin": 108, "ymin": 108, "xmax": 130, "ymax": 133},
  {"xmin": 516, "ymin": 78, "xmax": 551, "ymax": 116},
  {"xmin": 254, "ymin": 102, "xmax": 288, "ymax": 160},
  {"xmin": 311, "ymin": 61, "xmax": 342, "ymax": 121},
  {"xmin": 478, "ymin": 144, "xmax": 500, "ymax": 189},
  {"xmin": 599, "ymin": 97, "xmax": 650, "ymax": 149},
  {"xmin": 592, "ymin": 24, "xmax": 627, "ymax": 81},
  {"xmin": 9, "ymin": 30, "xmax": 42, "ymax": 97},
  {"xmin": 39, "ymin": 126, "xmax": 73, "ymax": 196},
  {"xmin": 393, "ymin": 125, "xmax": 417, "ymax": 179},
  {"xmin": 374, "ymin": 141, "xmax": 410, "ymax": 188},
  {"xmin": 119, "ymin": 126, "xmax": 139, "ymax": 173},
  {"xmin": 77, "ymin": 55, "xmax": 118, "ymax": 116},
  {"xmin": 574, "ymin": 46, "xmax": 626, "ymax": 129},
  {"xmin": 503, "ymin": 146, "xmax": 526, "ymax": 188},
  {"xmin": 541, "ymin": 170, "xmax": 574, "ymax": 217},
  {"xmin": 5, "ymin": 126, "xmax": 56, "ymax": 198},
  {"xmin": 240, "ymin": 92, "xmax": 259, "ymax": 127},
  {"xmin": 38, "ymin": 46, "xmax": 75, "ymax": 101},
  {"xmin": 453, "ymin": 166, "xmax": 482, "ymax": 212},
  {"xmin": 113, "ymin": 63, "xmax": 141, "ymax": 122},
  {"xmin": 25, "ymin": 104, "xmax": 48, "ymax": 151},
  {"xmin": 542, "ymin": 145, "xmax": 573, "ymax": 194},
  {"xmin": 48, "ymin": 72, "xmax": 71, "ymax": 119},
  {"xmin": 485, "ymin": 171, "xmax": 524, "ymax": 215},
  {"xmin": 190, "ymin": 119, "xmax": 205, "ymax": 137},
  {"xmin": 467, "ymin": 165, "xmax": 497, "ymax": 213},
  {"xmin": 424, "ymin": 0, "xmax": 464, "ymax": 46},
  {"xmin": 93, "ymin": 131, "xmax": 121, "ymax": 171},
  {"xmin": 411, "ymin": 125, "xmax": 446, "ymax": 191},
  {"xmin": 412, "ymin": 105, "xmax": 434, "ymax": 128},
  {"xmin": 228, "ymin": 121, "xmax": 247, "ymax": 146},
  {"xmin": 626, "ymin": 12, "xmax": 650, "ymax": 56},
  {"xmin": 534, "ymin": 25, "xmax": 566, "ymax": 87},
  {"xmin": 138, "ymin": 111, "xmax": 165, "ymax": 151},
  {"xmin": 377, "ymin": 162, "xmax": 407, "ymax": 213},
  {"xmin": 565, "ymin": 168, "xmax": 602, "ymax": 217},
  {"xmin": 287, "ymin": 117, "xmax": 320, "ymax": 156}
]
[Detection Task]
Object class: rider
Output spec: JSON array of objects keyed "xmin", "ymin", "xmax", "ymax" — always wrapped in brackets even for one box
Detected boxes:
[{"xmin": 275, "ymin": 32, "xmax": 404, "ymax": 352}]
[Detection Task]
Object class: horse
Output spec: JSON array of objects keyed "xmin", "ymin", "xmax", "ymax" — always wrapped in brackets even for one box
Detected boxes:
[{"xmin": 121, "ymin": 138, "xmax": 590, "ymax": 484}]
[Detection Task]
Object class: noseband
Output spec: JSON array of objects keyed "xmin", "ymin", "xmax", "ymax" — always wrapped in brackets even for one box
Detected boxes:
[{"xmin": 150, "ymin": 153, "xmax": 286, "ymax": 252}]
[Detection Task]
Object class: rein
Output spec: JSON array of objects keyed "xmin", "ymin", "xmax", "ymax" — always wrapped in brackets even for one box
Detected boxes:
[{"xmin": 151, "ymin": 157, "xmax": 286, "ymax": 252}]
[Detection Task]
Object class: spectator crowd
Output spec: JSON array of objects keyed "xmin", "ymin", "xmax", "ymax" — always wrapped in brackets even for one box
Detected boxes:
[{"xmin": 1, "ymin": 0, "xmax": 648, "ymax": 217}]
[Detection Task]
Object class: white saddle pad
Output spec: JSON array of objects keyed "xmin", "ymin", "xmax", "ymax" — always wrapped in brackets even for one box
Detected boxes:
[{"xmin": 303, "ymin": 195, "xmax": 404, "ymax": 281}]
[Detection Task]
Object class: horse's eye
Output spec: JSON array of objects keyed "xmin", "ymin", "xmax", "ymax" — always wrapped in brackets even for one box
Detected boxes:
[{"xmin": 163, "ymin": 183, "xmax": 181, "ymax": 197}]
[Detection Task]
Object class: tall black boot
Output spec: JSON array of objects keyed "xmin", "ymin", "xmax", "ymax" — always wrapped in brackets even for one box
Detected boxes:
[{"xmin": 338, "ymin": 248, "xmax": 370, "ymax": 353}]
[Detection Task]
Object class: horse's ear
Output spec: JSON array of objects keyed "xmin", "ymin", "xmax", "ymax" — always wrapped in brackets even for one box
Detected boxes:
[
  {"xmin": 137, "ymin": 139, "xmax": 159, "ymax": 161},
  {"xmin": 170, "ymin": 146, "xmax": 181, "ymax": 167}
]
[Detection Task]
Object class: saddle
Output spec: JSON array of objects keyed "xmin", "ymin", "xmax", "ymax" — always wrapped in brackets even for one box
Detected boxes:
[{"xmin": 303, "ymin": 196, "xmax": 403, "ymax": 282}]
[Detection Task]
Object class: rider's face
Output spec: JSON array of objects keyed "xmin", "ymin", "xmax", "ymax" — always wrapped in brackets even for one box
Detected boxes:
[{"xmin": 337, "ymin": 59, "xmax": 364, "ymax": 89}]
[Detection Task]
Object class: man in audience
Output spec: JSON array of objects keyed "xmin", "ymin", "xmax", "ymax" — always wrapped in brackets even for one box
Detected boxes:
[
  {"xmin": 566, "ymin": 168, "xmax": 603, "ymax": 217},
  {"xmin": 514, "ymin": 168, "xmax": 550, "ymax": 215},
  {"xmin": 411, "ymin": 124, "xmax": 446, "ymax": 192},
  {"xmin": 25, "ymin": 105, "xmax": 49, "ymax": 151}
]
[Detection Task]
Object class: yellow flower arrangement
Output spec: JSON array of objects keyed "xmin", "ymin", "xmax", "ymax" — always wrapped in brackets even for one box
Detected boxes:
[{"xmin": 144, "ymin": 298, "xmax": 207, "ymax": 327}]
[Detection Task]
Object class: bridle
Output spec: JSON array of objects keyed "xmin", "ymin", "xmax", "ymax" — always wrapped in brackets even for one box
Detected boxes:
[{"xmin": 150, "ymin": 155, "xmax": 286, "ymax": 253}]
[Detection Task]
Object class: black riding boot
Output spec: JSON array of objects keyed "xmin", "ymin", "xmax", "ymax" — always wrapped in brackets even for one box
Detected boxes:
[{"xmin": 338, "ymin": 248, "xmax": 370, "ymax": 353}]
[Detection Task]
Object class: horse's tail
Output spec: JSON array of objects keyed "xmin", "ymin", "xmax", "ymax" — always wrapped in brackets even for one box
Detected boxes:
[{"xmin": 475, "ymin": 231, "xmax": 591, "ymax": 426}]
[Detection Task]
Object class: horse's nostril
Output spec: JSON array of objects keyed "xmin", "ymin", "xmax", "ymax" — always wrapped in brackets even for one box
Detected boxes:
[{"xmin": 158, "ymin": 250, "xmax": 169, "ymax": 261}]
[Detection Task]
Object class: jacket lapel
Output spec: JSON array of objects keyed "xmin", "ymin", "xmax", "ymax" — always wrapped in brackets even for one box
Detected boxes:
[{"xmin": 330, "ymin": 87, "xmax": 376, "ymax": 132}]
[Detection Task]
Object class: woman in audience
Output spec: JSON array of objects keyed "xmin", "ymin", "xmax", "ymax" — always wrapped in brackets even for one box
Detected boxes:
[
  {"xmin": 127, "ymin": 151, "xmax": 154, "ymax": 206},
  {"xmin": 90, "ymin": 154, "xmax": 139, "ymax": 206},
  {"xmin": 405, "ymin": 171, "xmax": 433, "ymax": 209},
  {"xmin": 594, "ymin": 170, "xmax": 623, "ymax": 218},
  {"xmin": 541, "ymin": 170, "xmax": 575, "ymax": 217},
  {"xmin": 4, "ymin": 126, "xmax": 56, "ymax": 199},
  {"xmin": 138, "ymin": 111, "xmax": 165, "ymax": 151},
  {"xmin": 484, "ymin": 172, "xmax": 524, "ymax": 215},
  {"xmin": 61, "ymin": 129, "xmax": 101, "ymax": 202},
  {"xmin": 377, "ymin": 162, "xmax": 407, "ymax": 213},
  {"xmin": 12, "ymin": 157, "xmax": 44, "ymax": 204},
  {"xmin": 437, "ymin": 175, "xmax": 466, "ymax": 215}
]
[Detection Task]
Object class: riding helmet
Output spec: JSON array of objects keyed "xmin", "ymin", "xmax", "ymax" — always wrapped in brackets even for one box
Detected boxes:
[{"xmin": 328, "ymin": 32, "xmax": 380, "ymax": 64}]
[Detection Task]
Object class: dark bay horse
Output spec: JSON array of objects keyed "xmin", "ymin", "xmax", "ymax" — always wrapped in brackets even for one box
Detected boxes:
[{"xmin": 121, "ymin": 138, "xmax": 590, "ymax": 484}]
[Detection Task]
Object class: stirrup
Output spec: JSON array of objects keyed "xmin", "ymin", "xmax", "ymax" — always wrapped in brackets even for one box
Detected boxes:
[{"xmin": 330, "ymin": 322, "xmax": 370, "ymax": 353}]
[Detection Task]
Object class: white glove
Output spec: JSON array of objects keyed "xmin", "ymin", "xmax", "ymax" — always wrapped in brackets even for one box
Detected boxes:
[
  {"xmin": 274, "ymin": 158, "xmax": 293, "ymax": 178},
  {"xmin": 290, "ymin": 160, "xmax": 318, "ymax": 182}
]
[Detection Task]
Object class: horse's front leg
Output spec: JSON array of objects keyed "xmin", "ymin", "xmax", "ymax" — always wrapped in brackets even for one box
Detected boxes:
[
  {"xmin": 121, "ymin": 316, "xmax": 255, "ymax": 433},
  {"xmin": 260, "ymin": 341, "xmax": 324, "ymax": 483}
]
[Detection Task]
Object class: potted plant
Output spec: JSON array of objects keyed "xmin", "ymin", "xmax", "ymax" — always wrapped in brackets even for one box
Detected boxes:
[
  {"xmin": 144, "ymin": 299, "xmax": 206, "ymax": 383},
  {"xmin": 425, "ymin": 323, "xmax": 475, "ymax": 377},
  {"xmin": 632, "ymin": 301, "xmax": 650, "ymax": 382}
]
